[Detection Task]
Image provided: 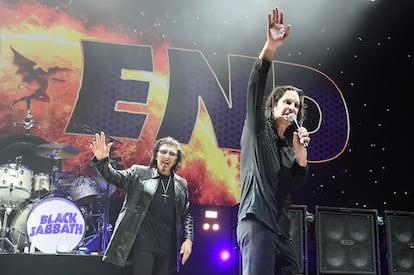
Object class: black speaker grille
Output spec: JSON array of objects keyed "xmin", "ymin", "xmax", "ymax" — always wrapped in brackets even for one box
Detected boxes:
[
  {"xmin": 385, "ymin": 211, "xmax": 414, "ymax": 275},
  {"xmin": 316, "ymin": 207, "xmax": 378, "ymax": 275}
]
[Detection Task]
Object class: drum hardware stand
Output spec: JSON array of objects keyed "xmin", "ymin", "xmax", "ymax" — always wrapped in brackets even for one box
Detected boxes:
[
  {"xmin": 99, "ymin": 183, "xmax": 112, "ymax": 253},
  {"xmin": 9, "ymin": 217, "xmax": 31, "ymax": 253},
  {"xmin": 95, "ymin": 149, "xmax": 122, "ymax": 253},
  {"xmin": 97, "ymin": 154, "xmax": 122, "ymax": 253},
  {"xmin": 0, "ymin": 205, "xmax": 18, "ymax": 253},
  {"xmin": 78, "ymin": 183, "xmax": 112, "ymax": 254},
  {"xmin": 45, "ymin": 156, "xmax": 63, "ymax": 198},
  {"xmin": 50, "ymin": 158, "xmax": 60, "ymax": 195}
]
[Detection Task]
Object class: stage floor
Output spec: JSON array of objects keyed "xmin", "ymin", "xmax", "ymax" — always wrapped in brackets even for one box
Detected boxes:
[{"xmin": 0, "ymin": 253, "xmax": 132, "ymax": 275}]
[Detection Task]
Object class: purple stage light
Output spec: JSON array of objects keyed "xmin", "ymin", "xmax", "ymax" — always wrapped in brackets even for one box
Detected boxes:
[{"xmin": 220, "ymin": 250, "xmax": 230, "ymax": 261}]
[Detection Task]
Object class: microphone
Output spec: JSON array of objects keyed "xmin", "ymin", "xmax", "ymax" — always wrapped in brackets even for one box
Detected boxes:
[
  {"xmin": 81, "ymin": 123, "xmax": 124, "ymax": 144},
  {"xmin": 81, "ymin": 124, "xmax": 97, "ymax": 134},
  {"xmin": 24, "ymin": 110, "xmax": 33, "ymax": 130},
  {"xmin": 287, "ymin": 113, "xmax": 308, "ymax": 148}
]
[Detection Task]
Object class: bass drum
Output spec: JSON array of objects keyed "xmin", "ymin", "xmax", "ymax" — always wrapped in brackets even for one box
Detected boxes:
[
  {"xmin": 9, "ymin": 203, "xmax": 33, "ymax": 250},
  {"xmin": 10, "ymin": 197, "xmax": 86, "ymax": 253}
]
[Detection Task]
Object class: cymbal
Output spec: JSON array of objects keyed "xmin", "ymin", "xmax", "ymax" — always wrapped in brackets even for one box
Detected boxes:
[
  {"xmin": 0, "ymin": 134, "xmax": 48, "ymax": 148},
  {"xmin": 0, "ymin": 141, "xmax": 38, "ymax": 156},
  {"xmin": 0, "ymin": 141, "xmax": 51, "ymax": 173},
  {"xmin": 35, "ymin": 143, "xmax": 80, "ymax": 159}
]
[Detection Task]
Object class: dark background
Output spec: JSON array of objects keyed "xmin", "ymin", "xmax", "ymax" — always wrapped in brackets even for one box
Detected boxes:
[
  {"xmin": 0, "ymin": 0, "xmax": 410, "ymax": 214},
  {"xmin": 73, "ymin": 0, "xmax": 410, "ymax": 213},
  {"xmin": 0, "ymin": 1, "xmax": 411, "ymax": 274}
]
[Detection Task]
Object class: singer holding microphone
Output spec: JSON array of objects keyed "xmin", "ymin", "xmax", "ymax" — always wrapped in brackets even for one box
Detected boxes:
[{"xmin": 236, "ymin": 6, "xmax": 310, "ymax": 275}]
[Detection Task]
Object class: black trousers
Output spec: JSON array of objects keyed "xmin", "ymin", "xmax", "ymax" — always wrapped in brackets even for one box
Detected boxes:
[
  {"xmin": 237, "ymin": 217, "xmax": 300, "ymax": 275},
  {"xmin": 131, "ymin": 251, "xmax": 172, "ymax": 275}
]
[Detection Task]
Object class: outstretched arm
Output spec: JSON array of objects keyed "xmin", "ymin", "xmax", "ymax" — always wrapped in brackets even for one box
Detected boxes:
[{"xmin": 259, "ymin": 7, "xmax": 291, "ymax": 61}]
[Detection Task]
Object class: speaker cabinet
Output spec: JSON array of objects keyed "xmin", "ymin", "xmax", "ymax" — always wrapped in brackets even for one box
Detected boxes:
[
  {"xmin": 384, "ymin": 210, "xmax": 414, "ymax": 275},
  {"xmin": 315, "ymin": 206, "xmax": 380, "ymax": 275},
  {"xmin": 289, "ymin": 204, "xmax": 308, "ymax": 275}
]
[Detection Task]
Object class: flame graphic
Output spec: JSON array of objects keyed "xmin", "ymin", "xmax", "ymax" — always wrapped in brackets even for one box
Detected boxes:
[{"xmin": 0, "ymin": 1, "xmax": 240, "ymax": 205}]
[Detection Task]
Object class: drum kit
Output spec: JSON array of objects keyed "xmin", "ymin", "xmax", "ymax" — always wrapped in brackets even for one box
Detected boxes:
[{"xmin": 0, "ymin": 140, "xmax": 116, "ymax": 255}]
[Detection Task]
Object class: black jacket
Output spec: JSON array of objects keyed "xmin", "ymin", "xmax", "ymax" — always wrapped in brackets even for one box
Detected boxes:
[{"xmin": 93, "ymin": 157, "xmax": 194, "ymax": 270}]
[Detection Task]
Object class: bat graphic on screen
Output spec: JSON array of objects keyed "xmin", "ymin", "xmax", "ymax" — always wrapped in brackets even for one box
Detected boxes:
[{"xmin": 10, "ymin": 46, "xmax": 71, "ymax": 107}]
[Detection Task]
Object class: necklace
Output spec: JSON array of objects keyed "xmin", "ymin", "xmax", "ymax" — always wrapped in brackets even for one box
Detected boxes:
[{"xmin": 160, "ymin": 176, "xmax": 171, "ymax": 203}]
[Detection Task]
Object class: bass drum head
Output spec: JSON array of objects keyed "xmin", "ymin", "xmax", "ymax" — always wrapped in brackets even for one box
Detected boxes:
[{"xmin": 25, "ymin": 197, "xmax": 86, "ymax": 253}]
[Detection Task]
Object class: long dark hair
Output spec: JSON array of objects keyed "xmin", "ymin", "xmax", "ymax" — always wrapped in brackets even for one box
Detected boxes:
[
  {"xmin": 149, "ymin": 136, "xmax": 184, "ymax": 173},
  {"xmin": 264, "ymin": 85, "xmax": 307, "ymax": 125}
]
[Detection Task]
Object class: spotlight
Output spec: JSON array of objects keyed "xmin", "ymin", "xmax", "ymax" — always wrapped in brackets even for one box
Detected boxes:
[
  {"xmin": 220, "ymin": 250, "xmax": 230, "ymax": 261},
  {"xmin": 212, "ymin": 223, "xmax": 220, "ymax": 231},
  {"xmin": 202, "ymin": 223, "xmax": 210, "ymax": 230}
]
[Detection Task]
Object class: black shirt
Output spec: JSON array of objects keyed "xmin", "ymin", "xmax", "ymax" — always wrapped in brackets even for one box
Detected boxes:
[
  {"xmin": 237, "ymin": 58, "xmax": 308, "ymax": 238},
  {"xmin": 133, "ymin": 175, "xmax": 176, "ymax": 254}
]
